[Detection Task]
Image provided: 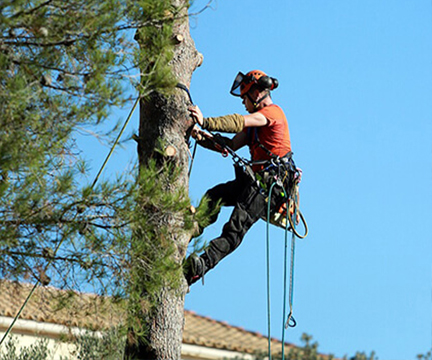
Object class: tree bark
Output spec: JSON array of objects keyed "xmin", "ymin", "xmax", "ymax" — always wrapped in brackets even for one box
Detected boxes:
[{"xmin": 125, "ymin": 1, "xmax": 202, "ymax": 359}]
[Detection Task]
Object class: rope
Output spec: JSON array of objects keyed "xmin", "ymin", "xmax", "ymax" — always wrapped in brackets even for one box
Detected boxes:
[
  {"xmin": 266, "ymin": 181, "xmax": 277, "ymax": 359},
  {"xmin": 266, "ymin": 180, "xmax": 300, "ymax": 360},
  {"xmin": 281, "ymin": 197, "xmax": 291, "ymax": 358},
  {"xmin": 92, "ymin": 96, "xmax": 139, "ymax": 188},
  {"xmin": 0, "ymin": 283, "xmax": 38, "ymax": 347},
  {"xmin": 175, "ymin": 83, "xmax": 198, "ymax": 178},
  {"xmin": 285, "ymin": 196, "xmax": 298, "ymax": 329},
  {"xmin": 0, "ymin": 237, "xmax": 64, "ymax": 347},
  {"xmin": 0, "ymin": 96, "xmax": 140, "ymax": 348},
  {"xmin": 188, "ymin": 141, "xmax": 198, "ymax": 177}
]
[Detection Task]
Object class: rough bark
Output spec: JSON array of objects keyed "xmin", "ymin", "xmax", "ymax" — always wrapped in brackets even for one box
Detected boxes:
[{"xmin": 125, "ymin": 1, "xmax": 202, "ymax": 359}]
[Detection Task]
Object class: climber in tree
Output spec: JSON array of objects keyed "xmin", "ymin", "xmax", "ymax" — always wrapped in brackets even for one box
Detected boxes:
[{"xmin": 185, "ymin": 70, "xmax": 294, "ymax": 285}]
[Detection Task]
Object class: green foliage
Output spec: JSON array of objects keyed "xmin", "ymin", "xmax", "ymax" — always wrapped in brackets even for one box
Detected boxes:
[
  {"xmin": 0, "ymin": 336, "xmax": 51, "ymax": 360},
  {"xmin": 69, "ymin": 328, "xmax": 126, "ymax": 360},
  {"xmin": 125, "ymin": 159, "xmax": 191, "ymax": 335},
  {"xmin": 129, "ymin": 0, "xmax": 179, "ymax": 94},
  {"xmin": 417, "ymin": 349, "xmax": 432, "ymax": 360},
  {"xmin": 243, "ymin": 333, "xmax": 377, "ymax": 360},
  {"xmin": 347, "ymin": 350, "xmax": 377, "ymax": 360},
  {"xmin": 0, "ymin": 0, "xmax": 194, "ymax": 353},
  {"xmin": 0, "ymin": 0, "xmax": 184, "ymax": 294},
  {"xmin": 284, "ymin": 333, "xmax": 328, "ymax": 360},
  {"xmin": 187, "ymin": 194, "xmax": 222, "ymax": 254},
  {"xmin": 0, "ymin": 329, "xmax": 125, "ymax": 360}
]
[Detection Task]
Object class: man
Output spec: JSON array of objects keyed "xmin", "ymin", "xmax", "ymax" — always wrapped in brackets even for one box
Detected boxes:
[{"xmin": 185, "ymin": 70, "xmax": 294, "ymax": 285}]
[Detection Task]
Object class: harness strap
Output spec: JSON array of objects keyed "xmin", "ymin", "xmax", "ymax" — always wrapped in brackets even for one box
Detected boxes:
[{"xmin": 248, "ymin": 126, "xmax": 292, "ymax": 165}]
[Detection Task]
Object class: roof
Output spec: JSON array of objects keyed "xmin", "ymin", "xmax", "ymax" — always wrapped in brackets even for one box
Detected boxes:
[
  {"xmin": 0, "ymin": 281, "xmax": 292, "ymax": 355},
  {"xmin": 0, "ymin": 281, "xmax": 121, "ymax": 330},
  {"xmin": 183, "ymin": 310, "xmax": 294, "ymax": 355}
]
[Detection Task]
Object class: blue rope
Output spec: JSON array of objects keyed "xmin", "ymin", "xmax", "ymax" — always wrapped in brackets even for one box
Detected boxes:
[
  {"xmin": 266, "ymin": 181, "xmax": 277, "ymax": 360},
  {"xmin": 266, "ymin": 181, "xmax": 299, "ymax": 360},
  {"xmin": 281, "ymin": 195, "xmax": 290, "ymax": 359},
  {"xmin": 285, "ymin": 198, "xmax": 297, "ymax": 329}
]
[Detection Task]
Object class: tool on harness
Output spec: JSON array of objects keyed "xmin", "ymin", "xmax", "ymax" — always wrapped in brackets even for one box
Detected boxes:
[
  {"xmin": 262, "ymin": 167, "xmax": 308, "ymax": 239},
  {"xmin": 195, "ymin": 128, "xmax": 308, "ymax": 238},
  {"xmin": 246, "ymin": 124, "xmax": 308, "ymax": 238},
  {"xmin": 253, "ymin": 149, "xmax": 308, "ymax": 237}
]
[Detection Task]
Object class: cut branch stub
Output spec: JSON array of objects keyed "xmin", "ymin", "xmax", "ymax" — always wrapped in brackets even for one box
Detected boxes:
[
  {"xmin": 164, "ymin": 145, "xmax": 177, "ymax": 157},
  {"xmin": 197, "ymin": 52, "xmax": 204, "ymax": 67},
  {"xmin": 173, "ymin": 34, "xmax": 184, "ymax": 44}
]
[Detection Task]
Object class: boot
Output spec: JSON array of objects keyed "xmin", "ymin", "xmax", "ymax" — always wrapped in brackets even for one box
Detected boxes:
[{"xmin": 183, "ymin": 254, "xmax": 207, "ymax": 286}]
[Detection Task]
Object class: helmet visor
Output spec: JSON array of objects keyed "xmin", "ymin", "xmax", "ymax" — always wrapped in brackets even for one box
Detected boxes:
[{"xmin": 230, "ymin": 72, "xmax": 247, "ymax": 97}]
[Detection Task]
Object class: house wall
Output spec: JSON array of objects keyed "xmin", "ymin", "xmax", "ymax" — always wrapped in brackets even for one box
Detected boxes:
[
  {"xmin": 0, "ymin": 331, "xmax": 74, "ymax": 359},
  {"xmin": 0, "ymin": 316, "xmax": 254, "ymax": 360},
  {"xmin": 0, "ymin": 317, "xmax": 91, "ymax": 359}
]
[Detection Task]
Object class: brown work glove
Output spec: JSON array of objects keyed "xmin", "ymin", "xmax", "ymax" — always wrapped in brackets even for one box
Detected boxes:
[{"xmin": 202, "ymin": 113, "xmax": 244, "ymax": 133}]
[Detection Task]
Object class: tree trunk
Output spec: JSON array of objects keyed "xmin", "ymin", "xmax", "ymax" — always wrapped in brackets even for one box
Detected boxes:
[{"xmin": 125, "ymin": 1, "xmax": 202, "ymax": 359}]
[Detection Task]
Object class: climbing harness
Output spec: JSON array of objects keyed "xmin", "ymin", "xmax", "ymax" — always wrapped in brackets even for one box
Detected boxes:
[{"xmin": 202, "ymin": 131, "xmax": 308, "ymax": 360}]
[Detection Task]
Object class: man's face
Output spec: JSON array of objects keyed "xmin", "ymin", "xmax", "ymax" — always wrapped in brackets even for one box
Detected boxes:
[{"xmin": 241, "ymin": 93, "xmax": 255, "ymax": 113}]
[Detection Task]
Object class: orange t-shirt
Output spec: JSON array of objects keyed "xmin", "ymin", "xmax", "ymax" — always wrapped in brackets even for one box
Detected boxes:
[{"xmin": 245, "ymin": 104, "xmax": 291, "ymax": 171}]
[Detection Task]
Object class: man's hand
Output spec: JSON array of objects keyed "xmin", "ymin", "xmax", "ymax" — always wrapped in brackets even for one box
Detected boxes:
[
  {"xmin": 191, "ymin": 125, "xmax": 212, "ymax": 142},
  {"xmin": 188, "ymin": 105, "xmax": 204, "ymax": 127},
  {"xmin": 191, "ymin": 125, "xmax": 203, "ymax": 141}
]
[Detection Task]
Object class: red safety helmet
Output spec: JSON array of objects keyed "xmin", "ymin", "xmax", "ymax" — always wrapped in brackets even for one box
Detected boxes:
[{"xmin": 230, "ymin": 70, "xmax": 278, "ymax": 97}]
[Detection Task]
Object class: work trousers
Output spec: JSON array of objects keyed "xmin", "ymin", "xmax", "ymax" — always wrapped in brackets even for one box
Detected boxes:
[{"xmin": 200, "ymin": 165, "xmax": 283, "ymax": 273}]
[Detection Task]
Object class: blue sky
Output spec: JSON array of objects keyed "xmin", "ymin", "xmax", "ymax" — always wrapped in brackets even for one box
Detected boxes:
[
  {"xmin": 81, "ymin": 1, "xmax": 432, "ymax": 359},
  {"xmin": 184, "ymin": 1, "xmax": 432, "ymax": 359}
]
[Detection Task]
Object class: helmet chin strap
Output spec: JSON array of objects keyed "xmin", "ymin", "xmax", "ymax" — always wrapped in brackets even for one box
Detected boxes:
[{"xmin": 247, "ymin": 92, "xmax": 269, "ymax": 110}]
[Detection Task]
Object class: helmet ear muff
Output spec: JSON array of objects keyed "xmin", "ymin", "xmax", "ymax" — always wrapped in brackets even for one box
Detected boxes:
[
  {"xmin": 270, "ymin": 77, "xmax": 279, "ymax": 90},
  {"xmin": 257, "ymin": 76, "xmax": 279, "ymax": 91}
]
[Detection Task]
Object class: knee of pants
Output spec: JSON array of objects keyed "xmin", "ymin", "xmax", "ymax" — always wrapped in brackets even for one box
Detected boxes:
[
  {"xmin": 222, "ymin": 207, "xmax": 255, "ymax": 247},
  {"xmin": 204, "ymin": 208, "xmax": 256, "ymax": 269}
]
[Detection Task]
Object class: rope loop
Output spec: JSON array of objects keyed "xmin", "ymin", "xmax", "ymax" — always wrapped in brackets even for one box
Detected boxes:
[{"xmin": 285, "ymin": 312, "xmax": 297, "ymax": 329}]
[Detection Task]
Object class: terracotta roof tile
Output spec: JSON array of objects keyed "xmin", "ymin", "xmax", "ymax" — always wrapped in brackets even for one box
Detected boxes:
[
  {"xmin": 0, "ymin": 281, "xmax": 123, "ymax": 331},
  {"xmin": 183, "ymin": 310, "xmax": 293, "ymax": 355},
  {"xmin": 0, "ymin": 281, "xmax": 292, "ymax": 355}
]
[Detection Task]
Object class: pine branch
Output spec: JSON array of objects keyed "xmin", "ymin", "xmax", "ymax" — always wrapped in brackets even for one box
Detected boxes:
[{"xmin": 9, "ymin": 0, "xmax": 54, "ymax": 19}]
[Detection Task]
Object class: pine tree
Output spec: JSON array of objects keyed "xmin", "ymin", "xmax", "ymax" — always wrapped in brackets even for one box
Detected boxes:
[
  {"xmin": 123, "ymin": 0, "xmax": 203, "ymax": 358},
  {"xmin": 0, "ymin": 0, "xmax": 142, "ymax": 291},
  {"xmin": 0, "ymin": 0, "xmax": 202, "ymax": 358}
]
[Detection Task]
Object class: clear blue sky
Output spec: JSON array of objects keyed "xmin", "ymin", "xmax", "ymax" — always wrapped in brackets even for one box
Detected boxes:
[
  {"xmin": 82, "ymin": 1, "xmax": 432, "ymax": 359},
  {"xmin": 184, "ymin": 1, "xmax": 432, "ymax": 359}
]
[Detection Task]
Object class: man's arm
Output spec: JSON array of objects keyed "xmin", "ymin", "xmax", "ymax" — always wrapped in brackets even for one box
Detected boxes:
[
  {"xmin": 231, "ymin": 131, "xmax": 248, "ymax": 151},
  {"xmin": 189, "ymin": 105, "xmax": 268, "ymax": 133},
  {"xmin": 191, "ymin": 126, "xmax": 247, "ymax": 153},
  {"xmin": 243, "ymin": 112, "xmax": 268, "ymax": 128}
]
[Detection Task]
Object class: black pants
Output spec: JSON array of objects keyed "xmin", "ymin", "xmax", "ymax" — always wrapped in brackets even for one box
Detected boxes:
[{"xmin": 200, "ymin": 166, "xmax": 283, "ymax": 273}]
